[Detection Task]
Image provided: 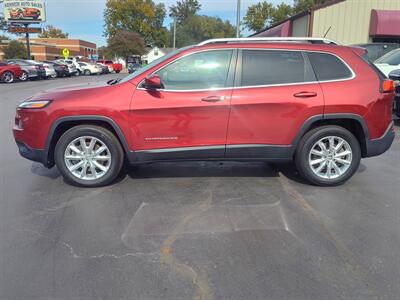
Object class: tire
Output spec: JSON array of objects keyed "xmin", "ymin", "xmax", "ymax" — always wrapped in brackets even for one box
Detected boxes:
[
  {"xmin": 19, "ymin": 71, "xmax": 28, "ymax": 81},
  {"xmin": 295, "ymin": 125, "xmax": 361, "ymax": 186},
  {"xmin": 1, "ymin": 71, "xmax": 15, "ymax": 83},
  {"xmin": 115, "ymin": 70, "xmax": 121, "ymax": 74},
  {"xmin": 54, "ymin": 125, "xmax": 124, "ymax": 187},
  {"xmin": 84, "ymin": 69, "xmax": 91, "ymax": 76}
]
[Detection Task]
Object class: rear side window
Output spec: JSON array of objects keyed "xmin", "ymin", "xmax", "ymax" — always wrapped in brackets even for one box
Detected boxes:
[
  {"xmin": 307, "ymin": 52, "xmax": 353, "ymax": 81},
  {"xmin": 240, "ymin": 50, "xmax": 315, "ymax": 86}
]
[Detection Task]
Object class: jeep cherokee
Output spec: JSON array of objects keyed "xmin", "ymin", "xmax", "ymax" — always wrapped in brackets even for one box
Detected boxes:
[{"xmin": 13, "ymin": 38, "xmax": 396, "ymax": 187}]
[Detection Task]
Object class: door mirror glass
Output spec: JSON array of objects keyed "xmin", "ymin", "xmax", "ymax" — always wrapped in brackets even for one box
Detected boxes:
[
  {"xmin": 144, "ymin": 74, "xmax": 163, "ymax": 89},
  {"xmin": 389, "ymin": 69, "xmax": 400, "ymax": 82}
]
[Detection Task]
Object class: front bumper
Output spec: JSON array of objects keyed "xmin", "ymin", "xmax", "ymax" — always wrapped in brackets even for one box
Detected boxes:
[
  {"xmin": 365, "ymin": 121, "xmax": 395, "ymax": 157},
  {"xmin": 15, "ymin": 141, "xmax": 47, "ymax": 165}
]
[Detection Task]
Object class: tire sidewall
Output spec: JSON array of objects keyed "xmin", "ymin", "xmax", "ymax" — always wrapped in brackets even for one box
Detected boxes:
[
  {"xmin": 296, "ymin": 126, "xmax": 361, "ymax": 186},
  {"xmin": 55, "ymin": 126, "xmax": 124, "ymax": 187}
]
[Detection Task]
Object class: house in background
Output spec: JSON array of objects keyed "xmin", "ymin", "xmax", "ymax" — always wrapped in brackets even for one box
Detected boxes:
[{"xmin": 141, "ymin": 47, "xmax": 175, "ymax": 64}]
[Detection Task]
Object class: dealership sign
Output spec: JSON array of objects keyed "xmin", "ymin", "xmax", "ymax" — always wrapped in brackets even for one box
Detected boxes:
[
  {"xmin": 3, "ymin": 0, "xmax": 46, "ymax": 23},
  {"xmin": 8, "ymin": 26, "xmax": 42, "ymax": 33}
]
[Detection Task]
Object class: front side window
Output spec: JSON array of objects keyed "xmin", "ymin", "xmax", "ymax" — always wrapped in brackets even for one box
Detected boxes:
[
  {"xmin": 241, "ymin": 50, "xmax": 313, "ymax": 86},
  {"xmin": 307, "ymin": 52, "xmax": 353, "ymax": 81},
  {"xmin": 155, "ymin": 50, "xmax": 233, "ymax": 90}
]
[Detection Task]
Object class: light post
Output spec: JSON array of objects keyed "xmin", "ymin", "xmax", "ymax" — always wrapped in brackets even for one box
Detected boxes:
[{"xmin": 236, "ymin": 0, "xmax": 241, "ymax": 38}]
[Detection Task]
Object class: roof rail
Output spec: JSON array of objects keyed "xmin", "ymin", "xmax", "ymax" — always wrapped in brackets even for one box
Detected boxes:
[{"xmin": 198, "ymin": 37, "xmax": 339, "ymax": 46}]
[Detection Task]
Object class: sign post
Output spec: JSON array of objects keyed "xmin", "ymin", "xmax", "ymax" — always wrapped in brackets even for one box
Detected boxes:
[
  {"xmin": 63, "ymin": 48, "xmax": 70, "ymax": 59},
  {"xmin": 25, "ymin": 24, "xmax": 31, "ymax": 59}
]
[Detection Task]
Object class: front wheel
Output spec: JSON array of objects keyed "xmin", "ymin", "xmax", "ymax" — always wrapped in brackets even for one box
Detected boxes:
[
  {"xmin": 54, "ymin": 125, "xmax": 124, "ymax": 187},
  {"xmin": 2, "ymin": 71, "xmax": 15, "ymax": 83},
  {"xmin": 84, "ymin": 69, "xmax": 91, "ymax": 76},
  {"xmin": 295, "ymin": 125, "xmax": 361, "ymax": 186}
]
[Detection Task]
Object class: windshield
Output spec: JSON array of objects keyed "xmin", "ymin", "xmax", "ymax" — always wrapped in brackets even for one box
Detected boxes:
[
  {"xmin": 119, "ymin": 46, "xmax": 193, "ymax": 84},
  {"xmin": 375, "ymin": 49, "xmax": 400, "ymax": 65}
]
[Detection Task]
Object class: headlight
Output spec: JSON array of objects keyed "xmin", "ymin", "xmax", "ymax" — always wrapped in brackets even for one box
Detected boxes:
[{"xmin": 18, "ymin": 100, "xmax": 52, "ymax": 109}]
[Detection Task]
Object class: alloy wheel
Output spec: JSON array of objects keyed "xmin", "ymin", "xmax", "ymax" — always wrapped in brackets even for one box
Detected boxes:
[
  {"xmin": 308, "ymin": 136, "xmax": 353, "ymax": 180},
  {"xmin": 64, "ymin": 136, "xmax": 112, "ymax": 181},
  {"xmin": 3, "ymin": 72, "xmax": 14, "ymax": 83}
]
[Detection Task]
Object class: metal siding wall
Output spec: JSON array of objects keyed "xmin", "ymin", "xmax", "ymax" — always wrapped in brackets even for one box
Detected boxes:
[
  {"xmin": 312, "ymin": 0, "xmax": 400, "ymax": 44},
  {"xmin": 292, "ymin": 15, "xmax": 309, "ymax": 36}
]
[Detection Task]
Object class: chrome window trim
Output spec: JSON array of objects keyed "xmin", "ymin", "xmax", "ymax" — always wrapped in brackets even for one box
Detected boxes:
[{"xmin": 136, "ymin": 48, "xmax": 356, "ymax": 93}]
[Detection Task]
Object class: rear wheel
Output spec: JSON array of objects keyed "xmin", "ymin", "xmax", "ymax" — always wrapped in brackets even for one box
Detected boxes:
[
  {"xmin": 2, "ymin": 71, "xmax": 15, "ymax": 83},
  {"xmin": 19, "ymin": 71, "xmax": 28, "ymax": 81},
  {"xmin": 115, "ymin": 70, "xmax": 121, "ymax": 74},
  {"xmin": 84, "ymin": 69, "xmax": 91, "ymax": 76},
  {"xmin": 55, "ymin": 125, "xmax": 124, "ymax": 187},
  {"xmin": 295, "ymin": 125, "xmax": 361, "ymax": 186}
]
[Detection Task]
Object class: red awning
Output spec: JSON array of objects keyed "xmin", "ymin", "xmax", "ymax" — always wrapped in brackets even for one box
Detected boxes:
[
  {"xmin": 370, "ymin": 9, "xmax": 400, "ymax": 36},
  {"xmin": 253, "ymin": 20, "xmax": 292, "ymax": 37}
]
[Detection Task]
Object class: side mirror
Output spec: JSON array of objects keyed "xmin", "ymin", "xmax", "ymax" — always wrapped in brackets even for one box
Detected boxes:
[
  {"xmin": 144, "ymin": 74, "xmax": 163, "ymax": 89},
  {"xmin": 388, "ymin": 69, "xmax": 400, "ymax": 82}
]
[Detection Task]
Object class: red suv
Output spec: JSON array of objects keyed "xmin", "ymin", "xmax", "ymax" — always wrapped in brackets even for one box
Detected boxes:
[{"xmin": 13, "ymin": 38, "xmax": 395, "ymax": 187}]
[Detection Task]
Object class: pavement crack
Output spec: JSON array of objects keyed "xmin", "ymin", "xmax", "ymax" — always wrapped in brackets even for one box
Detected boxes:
[
  {"xmin": 17, "ymin": 229, "xmax": 158, "ymax": 260},
  {"xmin": 160, "ymin": 189, "xmax": 214, "ymax": 300}
]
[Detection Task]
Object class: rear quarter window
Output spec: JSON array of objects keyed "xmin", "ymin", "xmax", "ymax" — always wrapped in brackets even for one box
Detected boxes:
[{"xmin": 307, "ymin": 52, "xmax": 353, "ymax": 81}]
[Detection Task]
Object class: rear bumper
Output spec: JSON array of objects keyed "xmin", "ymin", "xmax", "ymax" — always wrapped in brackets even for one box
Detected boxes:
[{"xmin": 365, "ymin": 121, "xmax": 395, "ymax": 157}]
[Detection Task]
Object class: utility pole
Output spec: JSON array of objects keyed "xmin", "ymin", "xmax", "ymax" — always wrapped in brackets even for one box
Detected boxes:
[
  {"xmin": 236, "ymin": 0, "xmax": 241, "ymax": 38},
  {"xmin": 173, "ymin": 17, "xmax": 177, "ymax": 49},
  {"xmin": 25, "ymin": 24, "xmax": 31, "ymax": 59}
]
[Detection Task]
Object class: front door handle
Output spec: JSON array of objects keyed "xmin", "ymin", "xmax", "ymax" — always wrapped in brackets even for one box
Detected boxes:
[
  {"xmin": 201, "ymin": 96, "xmax": 225, "ymax": 102},
  {"xmin": 294, "ymin": 91, "xmax": 318, "ymax": 98}
]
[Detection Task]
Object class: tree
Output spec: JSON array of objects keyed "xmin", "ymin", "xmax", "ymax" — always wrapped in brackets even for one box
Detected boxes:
[
  {"xmin": 2, "ymin": 40, "xmax": 27, "ymax": 59},
  {"xmin": 169, "ymin": 0, "xmax": 201, "ymax": 23},
  {"xmin": 271, "ymin": 3, "xmax": 293, "ymax": 25},
  {"xmin": 106, "ymin": 30, "xmax": 145, "ymax": 60},
  {"xmin": 243, "ymin": 1, "xmax": 274, "ymax": 33},
  {"xmin": 293, "ymin": 0, "xmax": 330, "ymax": 13},
  {"xmin": 38, "ymin": 25, "xmax": 69, "ymax": 38},
  {"xmin": 174, "ymin": 15, "xmax": 235, "ymax": 48},
  {"xmin": 104, "ymin": 0, "xmax": 168, "ymax": 46}
]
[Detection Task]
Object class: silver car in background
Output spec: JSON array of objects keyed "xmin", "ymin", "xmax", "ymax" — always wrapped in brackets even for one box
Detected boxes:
[{"xmin": 6, "ymin": 59, "xmax": 47, "ymax": 81}]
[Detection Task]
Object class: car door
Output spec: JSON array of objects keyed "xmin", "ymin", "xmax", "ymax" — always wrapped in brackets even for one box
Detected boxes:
[
  {"xmin": 226, "ymin": 48, "xmax": 324, "ymax": 159},
  {"xmin": 129, "ymin": 49, "xmax": 236, "ymax": 161}
]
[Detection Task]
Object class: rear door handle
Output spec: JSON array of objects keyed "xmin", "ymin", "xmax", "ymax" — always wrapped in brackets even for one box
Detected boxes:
[
  {"xmin": 293, "ymin": 91, "xmax": 318, "ymax": 98},
  {"xmin": 201, "ymin": 96, "xmax": 225, "ymax": 102}
]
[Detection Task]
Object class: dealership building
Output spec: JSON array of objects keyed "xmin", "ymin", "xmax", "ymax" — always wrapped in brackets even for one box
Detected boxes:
[
  {"xmin": 0, "ymin": 38, "xmax": 97, "ymax": 61},
  {"xmin": 253, "ymin": 0, "xmax": 400, "ymax": 45}
]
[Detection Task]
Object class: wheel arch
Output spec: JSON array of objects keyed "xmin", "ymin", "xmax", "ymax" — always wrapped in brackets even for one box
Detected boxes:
[
  {"xmin": 44, "ymin": 116, "xmax": 130, "ymax": 168},
  {"xmin": 293, "ymin": 114, "xmax": 369, "ymax": 158}
]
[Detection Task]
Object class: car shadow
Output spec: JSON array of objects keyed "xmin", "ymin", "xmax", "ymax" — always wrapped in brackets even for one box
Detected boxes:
[{"xmin": 126, "ymin": 161, "xmax": 284, "ymax": 180}]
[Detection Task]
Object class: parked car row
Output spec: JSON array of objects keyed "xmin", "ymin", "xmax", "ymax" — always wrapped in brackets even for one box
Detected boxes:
[{"xmin": 0, "ymin": 59, "xmax": 124, "ymax": 83}]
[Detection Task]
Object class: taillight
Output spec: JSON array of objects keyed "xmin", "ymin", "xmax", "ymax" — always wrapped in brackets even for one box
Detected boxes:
[{"xmin": 382, "ymin": 79, "xmax": 395, "ymax": 93}]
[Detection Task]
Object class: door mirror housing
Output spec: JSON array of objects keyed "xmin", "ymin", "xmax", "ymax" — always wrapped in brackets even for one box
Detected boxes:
[
  {"xmin": 388, "ymin": 69, "xmax": 400, "ymax": 82},
  {"xmin": 144, "ymin": 74, "xmax": 163, "ymax": 89}
]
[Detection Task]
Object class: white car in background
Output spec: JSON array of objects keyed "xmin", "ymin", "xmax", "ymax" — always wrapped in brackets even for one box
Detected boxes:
[
  {"xmin": 78, "ymin": 62, "xmax": 102, "ymax": 75},
  {"xmin": 374, "ymin": 48, "xmax": 400, "ymax": 77}
]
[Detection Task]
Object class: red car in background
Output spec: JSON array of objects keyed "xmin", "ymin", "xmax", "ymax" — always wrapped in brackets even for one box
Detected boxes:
[
  {"xmin": 97, "ymin": 60, "xmax": 123, "ymax": 73},
  {"xmin": 0, "ymin": 62, "xmax": 23, "ymax": 83}
]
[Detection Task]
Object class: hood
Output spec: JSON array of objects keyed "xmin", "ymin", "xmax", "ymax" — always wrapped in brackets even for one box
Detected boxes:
[{"xmin": 30, "ymin": 80, "xmax": 118, "ymax": 102}]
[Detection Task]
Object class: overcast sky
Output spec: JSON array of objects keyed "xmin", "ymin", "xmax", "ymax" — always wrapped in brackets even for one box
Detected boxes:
[{"xmin": 5, "ymin": 0, "xmax": 293, "ymax": 46}]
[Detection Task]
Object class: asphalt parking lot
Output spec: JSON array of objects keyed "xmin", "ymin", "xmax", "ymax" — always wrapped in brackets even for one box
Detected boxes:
[{"xmin": 0, "ymin": 74, "xmax": 399, "ymax": 300}]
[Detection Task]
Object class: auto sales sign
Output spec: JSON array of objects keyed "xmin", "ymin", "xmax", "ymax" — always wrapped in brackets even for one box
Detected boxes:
[{"xmin": 3, "ymin": 0, "xmax": 46, "ymax": 23}]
